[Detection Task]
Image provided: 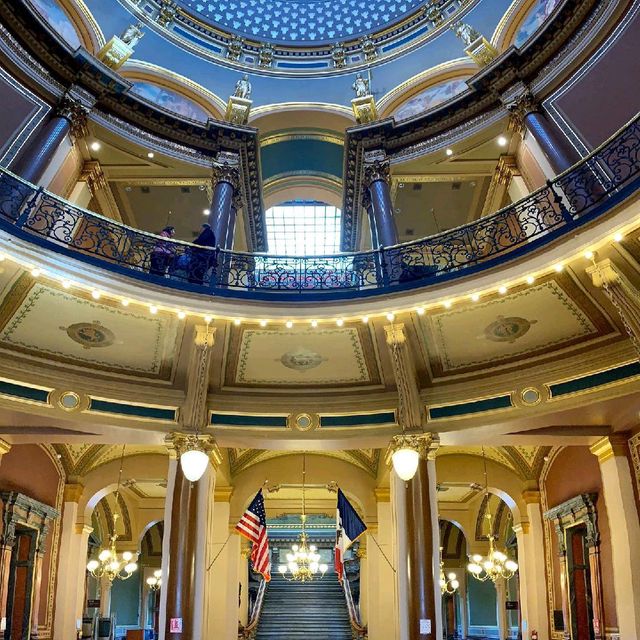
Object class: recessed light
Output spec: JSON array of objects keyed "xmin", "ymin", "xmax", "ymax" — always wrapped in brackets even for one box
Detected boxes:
[
  {"xmin": 30, "ymin": 268, "xmax": 41, "ymax": 277},
  {"xmin": 336, "ymin": 318, "xmax": 344, "ymax": 327},
  {"xmin": 259, "ymin": 320, "xmax": 268, "ymax": 327},
  {"xmin": 526, "ymin": 275, "xmax": 535, "ymax": 285},
  {"xmin": 285, "ymin": 320, "xmax": 293, "ymax": 328},
  {"xmin": 204, "ymin": 315, "xmax": 212, "ymax": 323},
  {"xmin": 471, "ymin": 293, "xmax": 480, "ymax": 302},
  {"xmin": 613, "ymin": 232, "xmax": 623, "ymax": 242},
  {"xmin": 90, "ymin": 141, "xmax": 101, "ymax": 152},
  {"xmin": 443, "ymin": 300, "xmax": 452, "ymax": 309},
  {"xmin": 203, "ymin": 209, "xmax": 211, "ymax": 216},
  {"xmin": 121, "ymin": 298, "xmax": 130, "ymax": 307},
  {"xmin": 177, "ymin": 310, "xmax": 186, "ymax": 319},
  {"xmin": 233, "ymin": 318, "xmax": 241, "ymax": 326},
  {"xmin": 62, "ymin": 280, "xmax": 72, "ymax": 289},
  {"xmin": 497, "ymin": 136, "xmax": 508, "ymax": 147},
  {"xmin": 150, "ymin": 305, "xmax": 158, "ymax": 314},
  {"xmin": 91, "ymin": 290, "xmax": 101, "ymax": 300},
  {"xmin": 386, "ymin": 312, "xmax": 395, "ymax": 322},
  {"xmin": 446, "ymin": 149, "xmax": 454, "ymax": 156},
  {"xmin": 361, "ymin": 316, "xmax": 369, "ymax": 323},
  {"xmin": 498, "ymin": 285, "xmax": 508, "ymax": 295},
  {"xmin": 310, "ymin": 320, "xmax": 318, "ymax": 328},
  {"xmin": 416, "ymin": 307, "xmax": 425, "ymax": 315},
  {"xmin": 584, "ymin": 250, "xmax": 594, "ymax": 260},
  {"xmin": 554, "ymin": 263, "xmax": 564, "ymax": 273},
  {"xmin": 147, "ymin": 152, "xmax": 155, "ymax": 159}
]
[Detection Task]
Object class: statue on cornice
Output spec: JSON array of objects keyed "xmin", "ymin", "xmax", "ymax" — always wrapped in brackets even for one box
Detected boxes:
[
  {"xmin": 352, "ymin": 74, "xmax": 370, "ymax": 98},
  {"xmin": 120, "ymin": 22, "xmax": 145, "ymax": 48},
  {"xmin": 451, "ymin": 20, "xmax": 482, "ymax": 47},
  {"xmin": 233, "ymin": 74, "xmax": 252, "ymax": 100}
]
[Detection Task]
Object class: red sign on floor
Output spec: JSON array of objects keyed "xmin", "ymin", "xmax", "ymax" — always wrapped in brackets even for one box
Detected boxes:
[{"xmin": 170, "ymin": 618, "xmax": 183, "ymax": 633}]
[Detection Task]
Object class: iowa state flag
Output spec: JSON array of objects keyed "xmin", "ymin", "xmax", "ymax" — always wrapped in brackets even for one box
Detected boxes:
[{"xmin": 335, "ymin": 488, "xmax": 367, "ymax": 582}]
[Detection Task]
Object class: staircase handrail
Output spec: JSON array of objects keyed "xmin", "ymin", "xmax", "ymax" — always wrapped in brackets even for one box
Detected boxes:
[
  {"xmin": 343, "ymin": 576, "xmax": 367, "ymax": 639},
  {"xmin": 238, "ymin": 578, "xmax": 268, "ymax": 639}
]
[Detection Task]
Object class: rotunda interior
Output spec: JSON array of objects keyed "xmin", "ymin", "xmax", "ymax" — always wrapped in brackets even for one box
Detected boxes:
[{"xmin": 0, "ymin": 0, "xmax": 637, "ymax": 639}]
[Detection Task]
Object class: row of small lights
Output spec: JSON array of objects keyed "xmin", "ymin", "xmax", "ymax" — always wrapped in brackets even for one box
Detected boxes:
[
  {"xmin": 0, "ymin": 231, "xmax": 623, "ymax": 328},
  {"xmin": 445, "ymin": 134, "xmax": 508, "ymax": 158}
]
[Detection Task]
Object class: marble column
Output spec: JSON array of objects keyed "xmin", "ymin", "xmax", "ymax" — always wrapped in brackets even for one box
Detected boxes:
[
  {"xmin": 53, "ymin": 483, "xmax": 92, "ymax": 640},
  {"xmin": 210, "ymin": 154, "xmax": 240, "ymax": 250},
  {"xmin": 495, "ymin": 577, "xmax": 508, "ymax": 640},
  {"xmin": 11, "ymin": 95, "xmax": 89, "ymax": 185},
  {"xmin": 514, "ymin": 492, "xmax": 550, "ymax": 640},
  {"xmin": 99, "ymin": 575, "xmax": 112, "ymax": 617},
  {"xmin": 504, "ymin": 88, "xmax": 578, "ymax": 175},
  {"xmin": 363, "ymin": 151, "xmax": 398, "ymax": 248},
  {"xmin": 30, "ymin": 550, "xmax": 45, "ymax": 638},
  {"xmin": 590, "ymin": 435, "xmax": 640, "ymax": 639}
]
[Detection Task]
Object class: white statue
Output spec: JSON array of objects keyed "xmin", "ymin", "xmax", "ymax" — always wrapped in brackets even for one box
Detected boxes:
[
  {"xmin": 233, "ymin": 74, "xmax": 252, "ymax": 100},
  {"xmin": 120, "ymin": 22, "xmax": 145, "ymax": 48},
  {"xmin": 451, "ymin": 20, "xmax": 482, "ymax": 47},
  {"xmin": 352, "ymin": 73, "xmax": 370, "ymax": 99}
]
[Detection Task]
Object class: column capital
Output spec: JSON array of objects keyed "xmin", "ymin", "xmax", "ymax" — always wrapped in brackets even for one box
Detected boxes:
[
  {"xmin": 374, "ymin": 487, "xmax": 390, "ymax": 503},
  {"xmin": 182, "ymin": 324, "xmax": 216, "ymax": 431},
  {"xmin": 165, "ymin": 432, "xmax": 223, "ymax": 468},
  {"xmin": 362, "ymin": 149, "xmax": 390, "ymax": 187},
  {"xmin": 55, "ymin": 95, "xmax": 91, "ymax": 140},
  {"xmin": 501, "ymin": 82, "xmax": 540, "ymax": 131},
  {"xmin": 522, "ymin": 490, "xmax": 542, "ymax": 505},
  {"xmin": 590, "ymin": 434, "xmax": 629, "ymax": 463},
  {"xmin": 512, "ymin": 521, "xmax": 530, "ymax": 535},
  {"xmin": 63, "ymin": 483, "xmax": 84, "ymax": 503},
  {"xmin": 214, "ymin": 486, "xmax": 234, "ymax": 502},
  {"xmin": 586, "ymin": 258, "xmax": 620, "ymax": 288},
  {"xmin": 79, "ymin": 161, "xmax": 108, "ymax": 196},
  {"xmin": 384, "ymin": 322, "xmax": 407, "ymax": 346},
  {"xmin": 386, "ymin": 432, "xmax": 439, "ymax": 465},
  {"xmin": 212, "ymin": 152, "xmax": 241, "ymax": 190},
  {"xmin": 0, "ymin": 439, "xmax": 11, "ymax": 457}
]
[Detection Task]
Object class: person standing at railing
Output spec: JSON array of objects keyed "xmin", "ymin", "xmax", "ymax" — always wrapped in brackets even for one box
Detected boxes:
[
  {"xmin": 188, "ymin": 223, "xmax": 217, "ymax": 284},
  {"xmin": 149, "ymin": 226, "xmax": 176, "ymax": 276}
]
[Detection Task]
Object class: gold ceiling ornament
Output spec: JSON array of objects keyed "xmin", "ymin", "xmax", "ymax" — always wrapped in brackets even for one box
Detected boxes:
[
  {"xmin": 467, "ymin": 447, "xmax": 518, "ymax": 583},
  {"xmin": 439, "ymin": 546, "xmax": 459, "ymax": 595},
  {"xmin": 277, "ymin": 453, "xmax": 328, "ymax": 582},
  {"xmin": 86, "ymin": 445, "xmax": 139, "ymax": 582}
]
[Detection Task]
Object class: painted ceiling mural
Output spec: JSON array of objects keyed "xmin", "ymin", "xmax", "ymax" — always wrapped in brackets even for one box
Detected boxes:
[
  {"xmin": 514, "ymin": 0, "xmax": 561, "ymax": 47},
  {"xmin": 28, "ymin": 0, "xmax": 82, "ymax": 49},
  {"xmin": 393, "ymin": 77, "xmax": 470, "ymax": 121},
  {"xmin": 175, "ymin": 0, "xmax": 425, "ymax": 43},
  {"xmin": 131, "ymin": 81, "xmax": 211, "ymax": 122}
]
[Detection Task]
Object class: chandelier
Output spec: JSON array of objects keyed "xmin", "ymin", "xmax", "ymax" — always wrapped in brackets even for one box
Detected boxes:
[
  {"xmin": 146, "ymin": 569, "xmax": 162, "ymax": 591},
  {"xmin": 467, "ymin": 448, "xmax": 518, "ymax": 583},
  {"xmin": 277, "ymin": 454, "xmax": 328, "ymax": 582},
  {"xmin": 87, "ymin": 446, "xmax": 138, "ymax": 582},
  {"xmin": 439, "ymin": 547, "xmax": 459, "ymax": 595}
]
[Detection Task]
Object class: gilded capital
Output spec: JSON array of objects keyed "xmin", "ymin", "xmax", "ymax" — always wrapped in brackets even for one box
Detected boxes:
[
  {"xmin": 214, "ymin": 486, "xmax": 234, "ymax": 502},
  {"xmin": 212, "ymin": 153, "xmax": 241, "ymax": 191},
  {"xmin": 586, "ymin": 258, "xmax": 620, "ymax": 288},
  {"xmin": 374, "ymin": 487, "xmax": 390, "ymax": 503},
  {"xmin": 501, "ymin": 83, "xmax": 540, "ymax": 131},
  {"xmin": 55, "ymin": 97, "xmax": 90, "ymax": 140},
  {"xmin": 384, "ymin": 322, "xmax": 407, "ymax": 346},
  {"xmin": 165, "ymin": 432, "xmax": 222, "ymax": 469},
  {"xmin": 385, "ymin": 432, "xmax": 438, "ymax": 466},
  {"xmin": 589, "ymin": 434, "xmax": 628, "ymax": 463},
  {"xmin": 63, "ymin": 483, "xmax": 84, "ymax": 503},
  {"xmin": 362, "ymin": 150, "xmax": 390, "ymax": 188},
  {"xmin": 0, "ymin": 438, "xmax": 11, "ymax": 457}
]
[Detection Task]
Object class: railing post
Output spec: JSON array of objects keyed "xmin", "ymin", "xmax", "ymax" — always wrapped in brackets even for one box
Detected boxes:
[
  {"xmin": 15, "ymin": 186, "xmax": 43, "ymax": 228},
  {"xmin": 547, "ymin": 179, "xmax": 574, "ymax": 224},
  {"xmin": 377, "ymin": 245, "xmax": 389, "ymax": 289}
]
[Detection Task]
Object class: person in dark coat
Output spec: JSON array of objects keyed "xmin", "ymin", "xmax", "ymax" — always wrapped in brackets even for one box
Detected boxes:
[
  {"xmin": 189, "ymin": 223, "xmax": 216, "ymax": 284},
  {"xmin": 150, "ymin": 226, "xmax": 175, "ymax": 276}
]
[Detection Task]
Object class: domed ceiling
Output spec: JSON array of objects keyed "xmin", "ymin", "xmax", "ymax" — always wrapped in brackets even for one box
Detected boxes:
[{"xmin": 175, "ymin": 0, "xmax": 424, "ymax": 43}]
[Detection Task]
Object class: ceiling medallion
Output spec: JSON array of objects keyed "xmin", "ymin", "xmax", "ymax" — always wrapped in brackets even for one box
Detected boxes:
[
  {"xmin": 279, "ymin": 347, "xmax": 327, "ymax": 371},
  {"xmin": 483, "ymin": 316, "xmax": 537, "ymax": 344},
  {"xmin": 58, "ymin": 391, "xmax": 81, "ymax": 412},
  {"xmin": 287, "ymin": 412, "xmax": 319, "ymax": 432},
  {"xmin": 61, "ymin": 321, "xmax": 115, "ymax": 349}
]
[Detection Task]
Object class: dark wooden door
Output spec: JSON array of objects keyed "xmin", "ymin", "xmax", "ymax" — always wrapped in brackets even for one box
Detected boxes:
[
  {"xmin": 4, "ymin": 528, "xmax": 37, "ymax": 640},
  {"xmin": 567, "ymin": 525, "xmax": 595, "ymax": 640}
]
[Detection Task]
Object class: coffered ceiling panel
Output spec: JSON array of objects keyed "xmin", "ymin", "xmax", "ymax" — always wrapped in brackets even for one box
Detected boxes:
[
  {"xmin": 224, "ymin": 324, "xmax": 381, "ymax": 388},
  {"xmin": 418, "ymin": 276, "xmax": 616, "ymax": 376},
  {"xmin": 0, "ymin": 276, "xmax": 181, "ymax": 379}
]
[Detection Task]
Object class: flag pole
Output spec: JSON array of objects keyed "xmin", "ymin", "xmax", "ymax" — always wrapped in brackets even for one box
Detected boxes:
[
  {"xmin": 206, "ymin": 532, "xmax": 232, "ymax": 571},
  {"xmin": 368, "ymin": 533, "xmax": 397, "ymax": 573}
]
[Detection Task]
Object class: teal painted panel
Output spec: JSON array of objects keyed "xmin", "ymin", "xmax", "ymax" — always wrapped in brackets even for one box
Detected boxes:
[
  {"xmin": 320, "ymin": 412, "xmax": 396, "ymax": 427},
  {"xmin": 468, "ymin": 576, "xmax": 497, "ymax": 626},
  {"xmin": 429, "ymin": 395, "xmax": 512, "ymax": 420},
  {"xmin": 260, "ymin": 139, "xmax": 344, "ymax": 180},
  {"xmin": 549, "ymin": 361, "xmax": 640, "ymax": 397},
  {"xmin": 0, "ymin": 380, "xmax": 49, "ymax": 403},
  {"xmin": 211, "ymin": 413, "xmax": 288, "ymax": 428},
  {"xmin": 90, "ymin": 399, "xmax": 176, "ymax": 421},
  {"xmin": 110, "ymin": 572, "xmax": 140, "ymax": 626}
]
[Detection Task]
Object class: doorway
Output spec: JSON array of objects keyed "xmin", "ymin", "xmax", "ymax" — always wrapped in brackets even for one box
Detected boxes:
[
  {"xmin": 4, "ymin": 527, "xmax": 37, "ymax": 640},
  {"xmin": 566, "ymin": 524, "xmax": 594, "ymax": 640}
]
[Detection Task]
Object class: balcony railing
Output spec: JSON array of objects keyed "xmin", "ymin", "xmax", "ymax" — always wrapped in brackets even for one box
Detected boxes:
[{"xmin": 0, "ymin": 114, "xmax": 638, "ymax": 301}]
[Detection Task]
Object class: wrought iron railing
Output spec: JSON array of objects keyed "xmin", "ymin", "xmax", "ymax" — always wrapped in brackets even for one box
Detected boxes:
[{"xmin": 0, "ymin": 114, "xmax": 638, "ymax": 301}]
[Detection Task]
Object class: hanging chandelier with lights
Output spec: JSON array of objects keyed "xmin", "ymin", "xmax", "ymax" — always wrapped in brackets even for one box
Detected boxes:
[
  {"xmin": 467, "ymin": 448, "xmax": 518, "ymax": 583},
  {"xmin": 146, "ymin": 569, "xmax": 162, "ymax": 591},
  {"xmin": 278, "ymin": 454, "xmax": 329, "ymax": 582},
  {"xmin": 87, "ymin": 446, "xmax": 138, "ymax": 582},
  {"xmin": 439, "ymin": 547, "xmax": 459, "ymax": 595}
]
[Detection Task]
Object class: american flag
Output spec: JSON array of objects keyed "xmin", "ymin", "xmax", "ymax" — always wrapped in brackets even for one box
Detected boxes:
[{"xmin": 236, "ymin": 489, "xmax": 271, "ymax": 582}]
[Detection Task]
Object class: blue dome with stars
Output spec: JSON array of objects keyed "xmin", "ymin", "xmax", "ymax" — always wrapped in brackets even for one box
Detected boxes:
[{"xmin": 176, "ymin": 0, "xmax": 425, "ymax": 43}]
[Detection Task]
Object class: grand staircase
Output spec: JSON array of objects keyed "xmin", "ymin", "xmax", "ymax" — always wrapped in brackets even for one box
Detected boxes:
[{"xmin": 255, "ymin": 573, "xmax": 353, "ymax": 639}]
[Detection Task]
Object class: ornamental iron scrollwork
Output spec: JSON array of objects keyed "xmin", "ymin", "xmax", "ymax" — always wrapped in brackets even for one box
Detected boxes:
[{"xmin": 0, "ymin": 116, "xmax": 638, "ymax": 298}]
